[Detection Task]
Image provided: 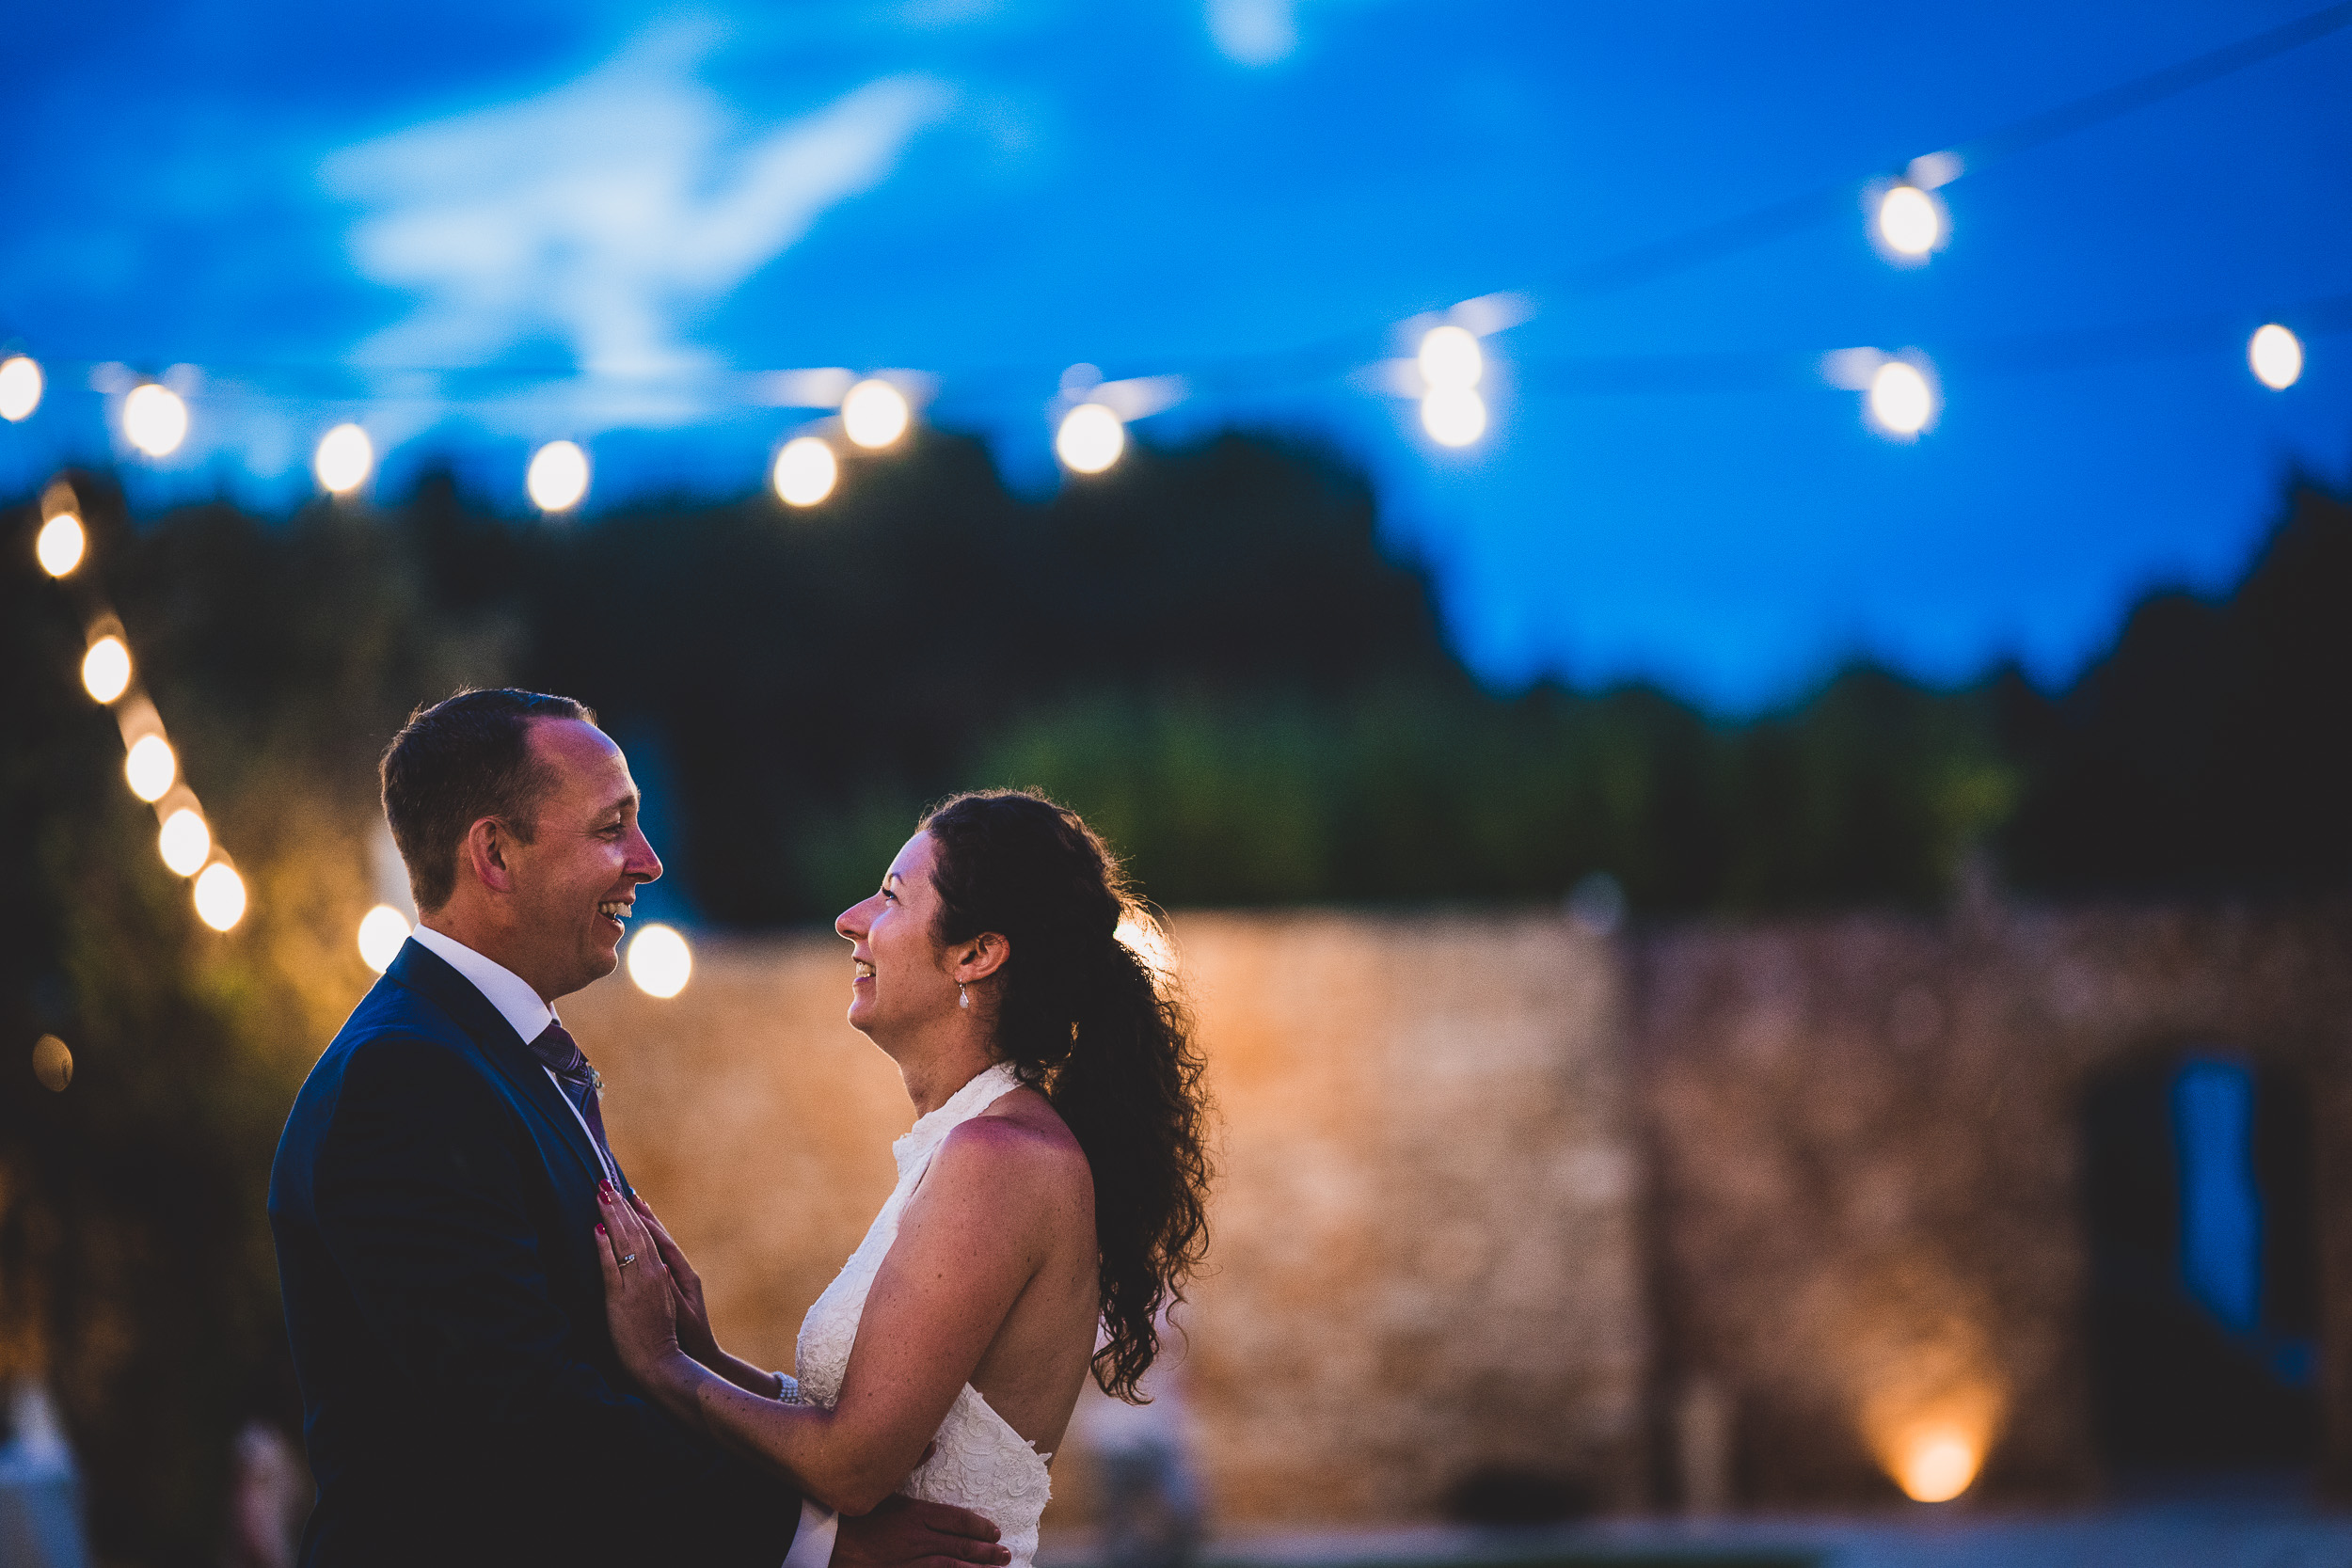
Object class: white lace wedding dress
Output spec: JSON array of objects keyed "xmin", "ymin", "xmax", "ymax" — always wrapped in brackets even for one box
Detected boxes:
[{"xmin": 792, "ymin": 1062, "xmax": 1055, "ymax": 1568}]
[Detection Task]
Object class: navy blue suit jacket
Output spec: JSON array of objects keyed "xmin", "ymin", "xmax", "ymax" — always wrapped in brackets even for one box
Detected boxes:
[{"xmin": 268, "ymin": 938, "xmax": 802, "ymax": 1566}]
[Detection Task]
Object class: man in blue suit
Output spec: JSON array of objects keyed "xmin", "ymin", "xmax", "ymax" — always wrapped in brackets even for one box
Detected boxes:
[{"xmin": 269, "ymin": 689, "xmax": 1011, "ymax": 1568}]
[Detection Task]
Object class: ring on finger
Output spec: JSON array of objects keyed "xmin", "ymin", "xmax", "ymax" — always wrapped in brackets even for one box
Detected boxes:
[{"xmin": 619, "ymin": 1252, "xmax": 637, "ymax": 1270}]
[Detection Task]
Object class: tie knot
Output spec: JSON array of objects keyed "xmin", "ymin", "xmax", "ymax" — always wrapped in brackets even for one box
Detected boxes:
[{"xmin": 528, "ymin": 1021, "xmax": 588, "ymax": 1078}]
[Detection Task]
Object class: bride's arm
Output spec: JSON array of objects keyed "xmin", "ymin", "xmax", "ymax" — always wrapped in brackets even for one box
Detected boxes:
[
  {"xmin": 596, "ymin": 1121, "xmax": 1070, "ymax": 1513},
  {"xmin": 624, "ymin": 1192, "xmax": 789, "ymax": 1399}
]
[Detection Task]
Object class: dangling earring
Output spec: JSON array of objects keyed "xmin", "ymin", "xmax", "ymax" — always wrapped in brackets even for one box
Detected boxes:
[{"xmin": 958, "ymin": 983, "xmax": 969, "ymax": 1009}]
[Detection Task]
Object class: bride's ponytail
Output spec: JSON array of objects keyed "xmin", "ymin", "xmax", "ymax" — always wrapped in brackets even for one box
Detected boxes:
[{"xmin": 921, "ymin": 790, "xmax": 1213, "ymax": 1401}]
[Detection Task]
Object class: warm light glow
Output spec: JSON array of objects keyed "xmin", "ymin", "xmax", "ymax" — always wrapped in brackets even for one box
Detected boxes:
[
  {"xmin": 627, "ymin": 923, "xmax": 692, "ymax": 998},
  {"xmin": 2249, "ymin": 324, "xmax": 2303, "ymax": 390},
  {"xmin": 1116, "ymin": 911, "xmax": 1176, "ymax": 976},
  {"xmin": 1421, "ymin": 387, "xmax": 1487, "ymax": 447},
  {"xmin": 123, "ymin": 383, "xmax": 189, "ymax": 457},
  {"xmin": 1055, "ymin": 403, "xmax": 1126, "ymax": 473},
  {"xmin": 772, "ymin": 436, "xmax": 839, "ymax": 506},
  {"xmin": 31, "ymin": 1035, "xmax": 72, "ymax": 1093},
  {"xmin": 1891, "ymin": 1423, "xmax": 1982, "ymax": 1502},
  {"xmin": 314, "ymin": 423, "xmax": 374, "ymax": 493},
  {"xmin": 1877, "ymin": 183, "xmax": 1942, "ymax": 257},
  {"xmin": 36, "ymin": 514, "xmax": 86, "ymax": 578},
  {"xmin": 527, "ymin": 440, "xmax": 590, "ymax": 512},
  {"xmin": 194, "ymin": 862, "xmax": 247, "ymax": 932},
  {"xmin": 1418, "ymin": 325, "xmax": 1484, "ymax": 390},
  {"xmin": 358, "ymin": 905, "xmax": 412, "ymax": 973},
  {"xmin": 1868, "ymin": 360, "xmax": 1935, "ymax": 436},
  {"xmin": 124, "ymin": 735, "xmax": 177, "ymax": 802},
  {"xmin": 81, "ymin": 637, "xmax": 132, "ymax": 704},
  {"xmin": 841, "ymin": 379, "xmax": 911, "ymax": 449},
  {"xmin": 0, "ymin": 356, "xmax": 42, "ymax": 421},
  {"xmin": 158, "ymin": 809, "xmax": 211, "ymax": 877}
]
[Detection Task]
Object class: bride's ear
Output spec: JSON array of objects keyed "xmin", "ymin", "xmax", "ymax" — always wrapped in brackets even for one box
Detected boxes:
[{"xmin": 956, "ymin": 931, "xmax": 1010, "ymax": 984}]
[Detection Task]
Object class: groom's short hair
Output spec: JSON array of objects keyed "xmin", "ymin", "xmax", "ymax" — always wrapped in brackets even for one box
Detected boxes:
[{"xmin": 380, "ymin": 688, "xmax": 597, "ymax": 913}]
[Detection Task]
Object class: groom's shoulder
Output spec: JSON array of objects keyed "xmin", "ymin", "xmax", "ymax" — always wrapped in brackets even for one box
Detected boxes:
[{"xmin": 296, "ymin": 974, "xmax": 492, "ymax": 1112}]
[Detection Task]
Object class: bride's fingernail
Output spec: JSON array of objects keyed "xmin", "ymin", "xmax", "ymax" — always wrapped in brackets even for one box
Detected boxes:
[{"xmin": 596, "ymin": 1223, "xmax": 607, "ymax": 1235}]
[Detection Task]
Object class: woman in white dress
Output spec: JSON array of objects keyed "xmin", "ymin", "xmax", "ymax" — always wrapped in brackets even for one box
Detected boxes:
[{"xmin": 595, "ymin": 790, "xmax": 1213, "ymax": 1566}]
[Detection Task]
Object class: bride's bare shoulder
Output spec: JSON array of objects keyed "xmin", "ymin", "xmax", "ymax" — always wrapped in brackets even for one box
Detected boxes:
[{"xmin": 929, "ymin": 1092, "xmax": 1092, "ymax": 1212}]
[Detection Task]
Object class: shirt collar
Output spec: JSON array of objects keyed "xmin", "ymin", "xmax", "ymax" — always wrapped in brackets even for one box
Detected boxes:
[{"xmin": 408, "ymin": 924, "xmax": 556, "ymax": 1045}]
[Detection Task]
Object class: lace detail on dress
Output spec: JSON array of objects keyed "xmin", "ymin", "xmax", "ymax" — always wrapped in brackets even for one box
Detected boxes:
[{"xmin": 796, "ymin": 1063, "xmax": 1054, "ymax": 1567}]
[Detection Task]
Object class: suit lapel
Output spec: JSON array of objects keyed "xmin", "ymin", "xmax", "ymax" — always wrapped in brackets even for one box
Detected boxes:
[{"xmin": 385, "ymin": 939, "xmax": 607, "ymax": 1190}]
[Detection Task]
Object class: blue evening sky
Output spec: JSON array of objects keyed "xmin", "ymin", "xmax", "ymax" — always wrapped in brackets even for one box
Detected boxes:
[{"xmin": 4, "ymin": 0, "xmax": 2347, "ymax": 710}]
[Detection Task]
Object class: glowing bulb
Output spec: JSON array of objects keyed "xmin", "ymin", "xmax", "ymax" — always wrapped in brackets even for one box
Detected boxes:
[
  {"xmin": 32, "ymin": 1034, "xmax": 72, "ymax": 1092},
  {"xmin": 314, "ymin": 423, "xmax": 374, "ymax": 494},
  {"xmin": 1893, "ymin": 1426, "xmax": 1980, "ymax": 1503},
  {"xmin": 527, "ymin": 440, "xmax": 590, "ymax": 512},
  {"xmin": 627, "ymin": 923, "xmax": 692, "ymax": 998},
  {"xmin": 81, "ymin": 636, "xmax": 132, "ymax": 704},
  {"xmin": 772, "ymin": 436, "xmax": 839, "ymax": 506},
  {"xmin": 2249, "ymin": 325, "xmax": 2303, "ymax": 390},
  {"xmin": 1056, "ymin": 403, "xmax": 1126, "ymax": 474},
  {"xmin": 124, "ymin": 735, "xmax": 177, "ymax": 802},
  {"xmin": 841, "ymin": 379, "xmax": 911, "ymax": 449},
  {"xmin": 1868, "ymin": 360, "xmax": 1934, "ymax": 436},
  {"xmin": 1419, "ymin": 325, "xmax": 1484, "ymax": 391},
  {"xmin": 123, "ymin": 383, "xmax": 189, "ymax": 457},
  {"xmin": 36, "ymin": 514, "xmax": 86, "ymax": 577},
  {"xmin": 1421, "ymin": 387, "xmax": 1486, "ymax": 447},
  {"xmin": 1877, "ymin": 184, "xmax": 1942, "ymax": 257},
  {"xmin": 0, "ymin": 356, "xmax": 41, "ymax": 421},
  {"xmin": 158, "ymin": 809, "xmax": 211, "ymax": 877},
  {"xmin": 358, "ymin": 904, "xmax": 412, "ymax": 973},
  {"xmin": 194, "ymin": 862, "xmax": 246, "ymax": 932}
]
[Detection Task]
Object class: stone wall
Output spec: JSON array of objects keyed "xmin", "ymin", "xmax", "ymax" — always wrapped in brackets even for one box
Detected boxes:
[{"xmin": 563, "ymin": 910, "xmax": 1650, "ymax": 1530}]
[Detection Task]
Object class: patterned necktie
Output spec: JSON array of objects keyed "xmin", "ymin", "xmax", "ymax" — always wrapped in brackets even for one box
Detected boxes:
[{"xmin": 525, "ymin": 1020, "xmax": 615, "ymax": 1180}]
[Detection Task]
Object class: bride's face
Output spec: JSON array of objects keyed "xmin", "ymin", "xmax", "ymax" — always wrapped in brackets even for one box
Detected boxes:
[{"xmin": 835, "ymin": 831, "xmax": 957, "ymax": 1037}]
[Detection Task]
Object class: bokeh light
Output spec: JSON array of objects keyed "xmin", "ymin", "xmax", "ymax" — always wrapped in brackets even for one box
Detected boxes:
[
  {"xmin": 358, "ymin": 905, "xmax": 412, "ymax": 973},
  {"xmin": 194, "ymin": 862, "xmax": 247, "ymax": 932},
  {"xmin": 0, "ymin": 356, "xmax": 42, "ymax": 422},
  {"xmin": 1421, "ymin": 387, "xmax": 1487, "ymax": 447},
  {"xmin": 527, "ymin": 440, "xmax": 591, "ymax": 512},
  {"xmin": 627, "ymin": 923, "xmax": 693, "ymax": 998},
  {"xmin": 1418, "ymin": 325, "xmax": 1484, "ymax": 391},
  {"xmin": 81, "ymin": 636, "xmax": 132, "ymax": 704},
  {"xmin": 2249, "ymin": 324, "xmax": 2303, "ymax": 390},
  {"xmin": 1055, "ymin": 403, "xmax": 1126, "ymax": 474},
  {"xmin": 31, "ymin": 1035, "xmax": 72, "ymax": 1093},
  {"xmin": 772, "ymin": 436, "xmax": 839, "ymax": 506},
  {"xmin": 1876, "ymin": 183, "xmax": 1942, "ymax": 258},
  {"xmin": 314, "ymin": 423, "xmax": 374, "ymax": 494},
  {"xmin": 123, "ymin": 383, "xmax": 189, "ymax": 457},
  {"xmin": 1892, "ymin": 1423, "xmax": 1981, "ymax": 1502},
  {"xmin": 124, "ymin": 735, "xmax": 177, "ymax": 802},
  {"xmin": 841, "ymin": 379, "xmax": 911, "ymax": 450},
  {"xmin": 36, "ymin": 513, "xmax": 86, "ymax": 578},
  {"xmin": 158, "ymin": 809, "xmax": 212, "ymax": 877},
  {"xmin": 1867, "ymin": 360, "xmax": 1936, "ymax": 436}
]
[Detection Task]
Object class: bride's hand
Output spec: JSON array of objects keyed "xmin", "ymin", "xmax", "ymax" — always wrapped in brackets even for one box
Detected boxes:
[
  {"xmin": 629, "ymin": 1191, "xmax": 720, "ymax": 1364},
  {"xmin": 595, "ymin": 1183, "xmax": 684, "ymax": 1381}
]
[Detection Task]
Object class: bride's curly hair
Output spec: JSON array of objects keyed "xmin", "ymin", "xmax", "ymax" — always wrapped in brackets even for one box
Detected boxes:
[{"xmin": 920, "ymin": 788, "xmax": 1213, "ymax": 1402}]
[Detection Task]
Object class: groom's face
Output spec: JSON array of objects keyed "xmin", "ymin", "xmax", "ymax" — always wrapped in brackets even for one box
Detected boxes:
[{"xmin": 500, "ymin": 719, "xmax": 662, "ymax": 997}]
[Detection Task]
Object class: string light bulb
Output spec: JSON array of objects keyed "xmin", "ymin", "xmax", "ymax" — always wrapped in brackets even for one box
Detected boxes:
[
  {"xmin": 841, "ymin": 379, "xmax": 911, "ymax": 450},
  {"xmin": 314, "ymin": 423, "xmax": 374, "ymax": 494},
  {"xmin": 2249, "ymin": 325, "xmax": 2303, "ymax": 390},
  {"xmin": 358, "ymin": 905, "xmax": 411, "ymax": 973},
  {"xmin": 1056, "ymin": 403, "xmax": 1126, "ymax": 474},
  {"xmin": 37, "ymin": 514, "xmax": 87, "ymax": 578},
  {"xmin": 1876, "ymin": 183, "xmax": 1944, "ymax": 259},
  {"xmin": 772, "ymin": 436, "xmax": 839, "ymax": 506},
  {"xmin": 193, "ymin": 862, "xmax": 246, "ymax": 932},
  {"xmin": 627, "ymin": 923, "xmax": 693, "ymax": 998},
  {"xmin": 1418, "ymin": 325, "xmax": 1484, "ymax": 391},
  {"xmin": 0, "ymin": 355, "xmax": 41, "ymax": 421},
  {"xmin": 527, "ymin": 440, "xmax": 590, "ymax": 512},
  {"xmin": 123, "ymin": 383, "xmax": 189, "ymax": 457},
  {"xmin": 158, "ymin": 809, "xmax": 211, "ymax": 877},
  {"xmin": 124, "ymin": 735, "xmax": 177, "ymax": 802},
  {"xmin": 81, "ymin": 636, "xmax": 132, "ymax": 704},
  {"xmin": 1867, "ymin": 359, "xmax": 1937, "ymax": 437},
  {"xmin": 1421, "ymin": 388, "xmax": 1487, "ymax": 448}
]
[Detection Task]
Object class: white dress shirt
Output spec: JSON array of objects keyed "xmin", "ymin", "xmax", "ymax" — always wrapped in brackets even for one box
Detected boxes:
[{"xmin": 401, "ymin": 925, "xmax": 837, "ymax": 1568}]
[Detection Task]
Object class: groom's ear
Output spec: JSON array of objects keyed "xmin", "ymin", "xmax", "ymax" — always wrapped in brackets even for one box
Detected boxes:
[{"xmin": 462, "ymin": 816, "xmax": 519, "ymax": 895}]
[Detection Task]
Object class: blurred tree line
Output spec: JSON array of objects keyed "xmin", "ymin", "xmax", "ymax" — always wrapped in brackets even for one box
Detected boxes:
[{"xmin": 3, "ymin": 431, "xmax": 2348, "ymax": 1558}]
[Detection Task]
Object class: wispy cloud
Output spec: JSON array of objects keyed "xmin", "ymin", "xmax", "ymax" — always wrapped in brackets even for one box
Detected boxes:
[{"xmin": 323, "ymin": 20, "xmax": 952, "ymax": 413}]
